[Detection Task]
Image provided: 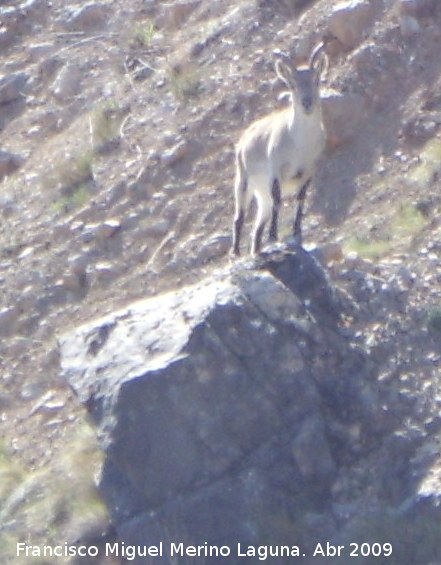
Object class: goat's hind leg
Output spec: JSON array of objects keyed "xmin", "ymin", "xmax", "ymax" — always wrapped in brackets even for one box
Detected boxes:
[
  {"xmin": 232, "ymin": 155, "xmax": 248, "ymax": 256},
  {"xmin": 269, "ymin": 178, "xmax": 281, "ymax": 243},
  {"xmin": 293, "ymin": 178, "xmax": 311, "ymax": 246}
]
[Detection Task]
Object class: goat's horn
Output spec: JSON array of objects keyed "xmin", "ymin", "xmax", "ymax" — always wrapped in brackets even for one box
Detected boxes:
[{"xmin": 309, "ymin": 42, "xmax": 325, "ymax": 68}]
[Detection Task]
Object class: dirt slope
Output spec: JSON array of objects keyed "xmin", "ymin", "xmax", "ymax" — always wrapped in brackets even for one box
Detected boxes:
[{"xmin": 2, "ymin": 0, "xmax": 441, "ymax": 561}]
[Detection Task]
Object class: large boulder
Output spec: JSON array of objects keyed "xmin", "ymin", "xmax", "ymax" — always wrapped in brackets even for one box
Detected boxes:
[
  {"xmin": 328, "ymin": 0, "xmax": 376, "ymax": 51},
  {"xmin": 60, "ymin": 248, "xmax": 381, "ymax": 561}
]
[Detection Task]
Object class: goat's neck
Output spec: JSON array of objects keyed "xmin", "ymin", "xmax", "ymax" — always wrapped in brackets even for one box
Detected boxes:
[{"xmin": 289, "ymin": 100, "xmax": 322, "ymax": 130}]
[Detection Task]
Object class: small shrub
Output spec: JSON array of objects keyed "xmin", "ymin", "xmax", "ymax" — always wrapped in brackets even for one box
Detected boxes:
[
  {"xmin": 345, "ymin": 201, "xmax": 428, "ymax": 259},
  {"xmin": 53, "ymin": 183, "xmax": 92, "ymax": 214},
  {"xmin": 427, "ymin": 307, "xmax": 441, "ymax": 334},
  {"xmin": 0, "ymin": 441, "xmax": 25, "ymax": 505},
  {"xmin": 407, "ymin": 137, "xmax": 441, "ymax": 189},
  {"xmin": 392, "ymin": 203, "xmax": 426, "ymax": 238},
  {"xmin": 345, "ymin": 237, "xmax": 391, "ymax": 259},
  {"xmin": 47, "ymin": 151, "xmax": 94, "ymax": 195},
  {"xmin": 168, "ymin": 64, "xmax": 201, "ymax": 102},
  {"xmin": 90, "ymin": 100, "xmax": 122, "ymax": 151},
  {"xmin": 423, "ymin": 136, "xmax": 441, "ymax": 164},
  {"xmin": 0, "ymin": 423, "xmax": 107, "ymax": 565},
  {"xmin": 131, "ymin": 20, "xmax": 156, "ymax": 48}
]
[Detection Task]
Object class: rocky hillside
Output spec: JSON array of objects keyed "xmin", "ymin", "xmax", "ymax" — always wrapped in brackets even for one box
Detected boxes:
[{"xmin": 2, "ymin": 0, "xmax": 441, "ymax": 563}]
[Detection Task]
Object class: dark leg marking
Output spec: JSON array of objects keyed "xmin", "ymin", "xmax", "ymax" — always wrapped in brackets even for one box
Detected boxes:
[
  {"xmin": 232, "ymin": 209, "xmax": 245, "ymax": 256},
  {"xmin": 269, "ymin": 178, "xmax": 281, "ymax": 242},
  {"xmin": 232, "ymin": 173, "xmax": 248, "ymax": 256},
  {"xmin": 293, "ymin": 178, "xmax": 311, "ymax": 244}
]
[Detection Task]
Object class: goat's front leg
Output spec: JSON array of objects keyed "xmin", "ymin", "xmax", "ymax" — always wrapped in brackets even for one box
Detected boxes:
[
  {"xmin": 293, "ymin": 178, "xmax": 311, "ymax": 245},
  {"xmin": 269, "ymin": 178, "xmax": 281, "ymax": 242},
  {"xmin": 252, "ymin": 191, "xmax": 272, "ymax": 255}
]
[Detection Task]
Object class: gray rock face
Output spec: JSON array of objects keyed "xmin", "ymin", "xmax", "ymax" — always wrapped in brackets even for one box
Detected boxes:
[
  {"xmin": 0, "ymin": 149, "xmax": 23, "ymax": 180},
  {"xmin": 60, "ymin": 249, "xmax": 380, "ymax": 560},
  {"xmin": 0, "ymin": 72, "xmax": 28, "ymax": 105},
  {"xmin": 398, "ymin": 0, "xmax": 438, "ymax": 18},
  {"xmin": 322, "ymin": 89, "xmax": 366, "ymax": 149}
]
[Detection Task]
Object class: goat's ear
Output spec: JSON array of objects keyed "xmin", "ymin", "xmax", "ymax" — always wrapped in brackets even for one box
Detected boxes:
[{"xmin": 275, "ymin": 59, "xmax": 293, "ymax": 88}]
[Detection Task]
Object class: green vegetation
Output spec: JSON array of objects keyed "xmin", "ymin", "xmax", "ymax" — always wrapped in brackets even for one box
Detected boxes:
[
  {"xmin": 407, "ymin": 136, "xmax": 441, "ymax": 189},
  {"xmin": 344, "ymin": 236, "xmax": 392, "ymax": 259},
  {"xmin": 392, "ymin": 202, "xmax": 427, "ymax": 238},
  {"xmin": 345, "ymin": 202, "xmax": 428, "ymax": 259},
  {"xmin": 427, "ymin": 307, "xmax": 441, "ymax": 334},
  {"xmin": 47, "ymin": 151, "xmax": 93, "ymax": 195},
  {"xmin": 0, "ymin": 423, "xmax": 108, "ymax": 565},
  {"xmin": 131, "ymin": 19, "xmax": 156, "ymax": 48},
  {"xmin": 0, "ymin": 441, "xmax": 25, "ymax": 506},
  {"xmin": 89, "ymin": 99, "xmax": 123, "ymax": 152},
  {"xmin": 48, "ymin": 151, "xmax": 94, "ymax": 214},
  {"xmin": 49, "ymin": 99, "xmax": 124, "ymax": 214},
  {"xmin": 52, "ymin": 183, "xmax": 92, "ymax": 214},
  {"xmin": 168, "ymin": 65, "xmax": 201, "ymax": 102}
]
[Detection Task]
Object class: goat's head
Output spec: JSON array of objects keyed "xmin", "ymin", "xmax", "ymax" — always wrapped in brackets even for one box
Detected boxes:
[{"xmin": 275, "ymin": 42, "xmax": 327, "ymax": 114}]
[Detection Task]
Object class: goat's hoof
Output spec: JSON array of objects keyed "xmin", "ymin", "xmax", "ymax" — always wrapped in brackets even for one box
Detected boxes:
[{"xmin": 287, "ymin": 235, "xmax": 302, "ymax": 248}]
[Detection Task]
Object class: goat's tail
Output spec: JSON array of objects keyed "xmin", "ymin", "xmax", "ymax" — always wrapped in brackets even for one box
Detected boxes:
[{"xmin": 232, "ymin": 150, "xmax": 249, "ymax": 256}]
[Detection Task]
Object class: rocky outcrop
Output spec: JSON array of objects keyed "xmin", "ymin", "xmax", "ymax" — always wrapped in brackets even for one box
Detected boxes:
[
  {"xmin": 0, "ymin": 73, "xmax": 29, "ymax": 105},
  {"xmin": 60, "ymin": 248, "xmax": 385, "ymax": 562}
]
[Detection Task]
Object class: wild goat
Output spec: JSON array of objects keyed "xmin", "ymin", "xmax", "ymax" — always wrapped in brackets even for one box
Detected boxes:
[{"xmin": 232, "ymin": 43, "xmax": 328, "ymax": 256}]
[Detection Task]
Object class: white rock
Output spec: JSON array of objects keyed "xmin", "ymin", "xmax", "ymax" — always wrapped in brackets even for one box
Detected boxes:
[
  {"xmin": 63, "ymin": 3, "xmax": 111, "ymax": 30},
  {"xmin": 161, "ymin": 140, "xmax": 189, "ymax": 167},
  {"xmin": 55, "ymin": 273, "xmax": 82, "ymax": 293},
  {"xmin": 6, "ymin": 337, "xmax": 33, "ymax": 358},
  {"xmin": 94, "ymin": 262, "xmax": 118, "ymax": 284},
  {"xmin": 29, "ymin": 42, "xmax": 54, "ymax": 62},
  {"xmin": 399, "ymin": 14, "xmax": 421, "ymax": 37},
  {"xmin": 329, "ymin": 0, "xmax": 375, "ymax": 50},
  {"xmin": 0, "ymin": 307, "xmax": 18, "ymax": 336},
  {"xmin": 69, "ymin": 254, "xmax": 89, "ymax": 276},
  {"xmin": 51, "ymin": 64, "xmax": 82, "ymax": 100},
  {"xmin": 144, "ymin": 218, "xmax": 173, "ymax": 237},
  {"xmin": 199, "ymin": 234, "xmax": 231, "ymax": 263},
  {"xmin": 158, "ymin": 0, "xmax": 201, "ymax": 29},
  {"xmin": 83, "ymin": 219, "xmax": 121, "ymax": 242},
  {"xmin": 18, "ymin": 285, "xmax": 39, "ymax": 311}
]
